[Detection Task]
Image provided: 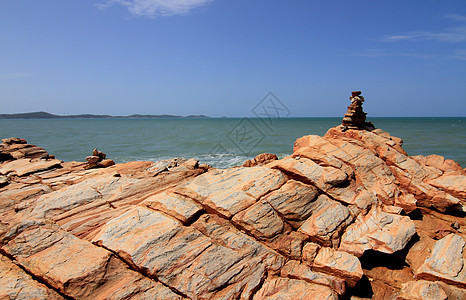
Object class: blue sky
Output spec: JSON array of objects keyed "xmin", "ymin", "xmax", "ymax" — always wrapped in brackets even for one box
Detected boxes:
[{"xmin": 1, "ymin": 0, "xmax": 465, "ymax": 117}]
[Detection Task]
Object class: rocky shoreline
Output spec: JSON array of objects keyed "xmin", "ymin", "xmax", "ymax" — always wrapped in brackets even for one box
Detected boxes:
[{"xmin": 1, "ymin": 94, "xmax": 465, "ymax": 299}]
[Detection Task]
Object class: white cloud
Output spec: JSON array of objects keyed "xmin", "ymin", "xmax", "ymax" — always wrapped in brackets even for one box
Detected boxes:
[
  {"xmin": 345, "ymin": 49, "xmax": 435, "ymax": 59},
  {"xmin": 450, "ymin": 49, "xmax": 466, "ymax": 61},
  {"xmin": 0, "ymin": 73, "xmax": 33, "ymax": 79},
  {"xmin": 381, "ymin": 14, "xmax": 466, "ymax": 43},
  {"xmin": 98, "ymin": 0, "xmax": 214, "ymax": 18},
  {"xmin": 445, "ymin": 14, "xmax": 466, "ymax": 23}
]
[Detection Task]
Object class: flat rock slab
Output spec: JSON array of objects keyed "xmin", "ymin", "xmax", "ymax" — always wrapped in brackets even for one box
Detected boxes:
[
  {"xmin": 0, "ymin": 158, "xmax": 62, "ymax": 176},
  {"xmin": 29, "ymin": 175, "xmax": 137, "ymax": 219},
  {"xmin": 253, "ymin": 277, "xmax": 338, "ymax": 300},
  {"xmin": 427, "ymin": 174, "xmax": 466, "ymax": 200},
  {"xmin": 269, "ymin": 157, "xmax": 348, "ymax": 191},
  {"xmin": 93, "ymin": 207, "xmax": 286, "ymax": 299},
  {"xmin": 1, "ymin": 223, "xmax": 181, "ymax": 299},
  {"xmin": 313, "ymin": 247, "xmax": 363, "ymax": 288},
  {"xmin": 280, "ymin": 260, "xmax": 346, "ymax": 296},
  {"xmin": 143, "ymin": 190, "xmax": 203, "ymax": 224},
  {"xmin": 0, "ymin": 254, "xmax": 63, "ymax": 299},
  {"xmin": 176, "ymin": 166, "xmax": 286, "ymax": 218},
  {"xmin": 339, "ymin": 205, "xmax": 416, "ymax": 257},
  {"xmin": 298, "ymin": 195, "xmax": 353, "ymax": 246},
  {"xmin": 416, "ymin": 234, "xmax": 466, "ymax": 288}
]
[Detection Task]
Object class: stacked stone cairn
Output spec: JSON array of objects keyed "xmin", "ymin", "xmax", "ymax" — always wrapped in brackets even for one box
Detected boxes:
[
  {"xmin": 85, "ymin": 148, "xmax": 115, "ymax": 169},
  {"xmin": 342, "ymin": 91, "xmax": 374, "ymax": 130}
]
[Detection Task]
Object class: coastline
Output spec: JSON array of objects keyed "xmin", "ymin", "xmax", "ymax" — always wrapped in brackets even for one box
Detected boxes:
[{"xmin": 1, "ymin": 117, "xmax": 464, "ymax": 168}]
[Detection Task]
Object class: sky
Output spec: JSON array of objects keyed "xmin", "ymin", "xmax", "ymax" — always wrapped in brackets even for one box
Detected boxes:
[{"xmin": 1, "ymin": 0, "xmax": 466, "ymax": 117}]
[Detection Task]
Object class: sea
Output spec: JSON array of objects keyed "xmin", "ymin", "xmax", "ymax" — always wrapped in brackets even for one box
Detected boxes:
[{"xmin": 1, "ymin": 117, "xmax": 464, "ymax": 168}]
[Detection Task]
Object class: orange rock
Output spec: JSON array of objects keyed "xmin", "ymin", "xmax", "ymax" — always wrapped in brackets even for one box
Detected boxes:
[
  {"xmin": 1, "ymin": 223, "xmax": 181, "ymax": 299},
  {"xmin": 313, "ymin": 247, "xmax": 363, "ymax": 287},
  {"xmin": 143, "ymin": 189, "xmax": 203, "ymax": 224},
  {"xmin": 176, "ymin": 166, "xmax": 286, "ymax": 218},
  {"xmin": 415, "ymin": 234, "xmax": 466, "ymax": 288},
  {"xmin": 253, "ymin": 277, "xmax": 338, "ymax": 300},
  {"xmin": 243, "ymin": 153, "xmax": 278, "ymax": 167},
  {"xmin": 280, "ymin": 260, "xmax": 346, "ymax": 296},
  {"xmin": 260, "ymin": 179, "xmax": 319, "ymax": 227},
  {"xmin": 298, "ymin": 195, "xmax": 353, "ymax": 247},
  {"xmin": 427, "ymin": 174, "xmax": 466, "ymax": 200},
  {"xmin": 339, "ymin": 205, "xmax": 416, "ymax": 257},
  {"xmin": 0, "ymin": 158, "xmax": 62, "ymax": 177},
  {"xmin": 0, "ymin": 254, "xmax": 63, "ymax": 299}
]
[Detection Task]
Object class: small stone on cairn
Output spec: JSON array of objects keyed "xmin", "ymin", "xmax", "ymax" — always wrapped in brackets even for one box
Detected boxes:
[
  {"xmin": 85, "ymin": 148, "xmax": 115, "ymax": 169},
  {"xmin": 341, "ymin": 91, "xmax": 374, "ymax": 130}
]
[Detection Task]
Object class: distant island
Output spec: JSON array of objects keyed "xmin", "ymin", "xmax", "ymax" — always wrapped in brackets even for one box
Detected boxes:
[{"xmin": 0, "ymin": 111, "xmax": 210, "ymax": 119}]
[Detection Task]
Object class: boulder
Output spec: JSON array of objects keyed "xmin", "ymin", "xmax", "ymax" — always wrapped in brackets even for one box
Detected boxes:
[
  {"xmin": 339, "ymin": 205, "xmax": 416, "ymax": 257},
  {"xmin": 98, "ymin": 159, "xmax": 115, "ymax": 168},
  {"xmin": 232, "ymin": 200, "xmax": 285, "ymax": 239},
  {"xmin": 86, "ymin": 155, "xmax": 99, "ymax": 164},
  {"xmin": 261, "ymin": 179, "xmax": 319, "ymax": 227},
  {"xmin": 313, "ymin": 247, "xmax": 363, "ymax": 287},
  {"xmin": 298, "ymin": 195, "xmax": 353, "ymax": 247},
  {"xmin": 416, "ymin": 234, "xmax": 466, "ymax": 288},
  {"xmin": 243, "ymin": 153, "xmax": 278, "ymax": 167}
]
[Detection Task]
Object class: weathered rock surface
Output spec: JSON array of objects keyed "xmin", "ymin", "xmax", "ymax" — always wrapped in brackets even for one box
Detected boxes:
[
  {"xmin": 415, "ymin": 234, "xmax": 466, "ymax": 288},
  {"xmin": 242, "ymin": 153, "xmax": 278, "ymax": 167},
  {"xmin": 1, "ymin": 137, "xmax": 50, "ymax": 161},
  {"xmin": 1, "ymin": 222, "xmax": 181, "ymax": 299},
  {"xmin": 143, "ymin": 190, "xmax": 203, "ymax": 224},
  {"xmin": 280, "ymin": 260, "xmax": 346, "ymax": 296},
  {"xmin": 0, "ymin": 253, "xmax": 63, "ymax": 299},
  {"xmin": 339, "ymin": 205, "xmax": 416, "ymax": 257},
  {"xmin": 313, "ymin": 247, "xmax": 363, "ymax": 287},
  {"xmin": 175, "ymin": 166, "xmax": 286, "ymax": 219},
  {"xmin": 0, "ymin": 158, "xmax": 62, "ymax": 177},
  {"xmin": 253, "ymin": 277, "xmax": 338, "ymax": 300},
  {"xmin": 1, "ymin": 114, "xmax": 465, "ymax": 299},
  {"xmin": 298, "ymin": 195, "xmax": 353, "ymax": 247}
]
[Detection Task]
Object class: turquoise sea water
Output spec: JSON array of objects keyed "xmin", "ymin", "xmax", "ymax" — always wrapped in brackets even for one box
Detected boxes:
[{"xmin": 0, "ymin": 117, "xmax": 464, "ymax": 168}]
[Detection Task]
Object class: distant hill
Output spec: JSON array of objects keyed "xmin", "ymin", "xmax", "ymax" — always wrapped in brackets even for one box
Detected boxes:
[{"xmin": 0, "ymin": 111, "xmax": 210, "ymax": 119}]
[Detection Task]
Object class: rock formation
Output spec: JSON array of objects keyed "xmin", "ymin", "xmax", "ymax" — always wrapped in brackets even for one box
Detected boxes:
[
  {"xmin": 243, "ymin": 153, "xmax": 278, "ymax": 167},
  {"xmin": 85, "ymin": 148, "xmax": 115, "ymax": 169},
  {"xmin": 342, "ymin": 91, "xmax": 374, "ymax": 130},
  {"xmin": 0, "ymin": 137, "xmax": 52, "ymax": 161},
  {"xmin": 1, "ymin": 102, "xmax": 465, "ymax": 298}
]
